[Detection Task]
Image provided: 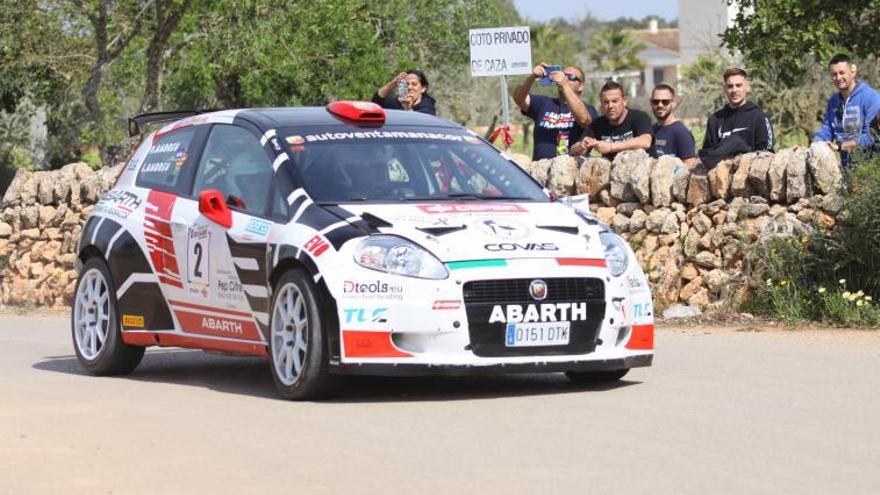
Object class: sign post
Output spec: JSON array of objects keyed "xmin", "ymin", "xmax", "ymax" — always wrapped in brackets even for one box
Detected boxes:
[{"xmin": 468, "ymin": 26, "xmax": 531, "ymax": 150}]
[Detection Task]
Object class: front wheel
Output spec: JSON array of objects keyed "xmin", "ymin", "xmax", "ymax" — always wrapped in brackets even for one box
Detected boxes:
[
  {"xmin": 565, "ymin": 369, "xmax": 629, "ymax": 384},
  {"xmin": 268, "ymin": 269, "xmax": 339, "ymax": 400},
  {"xmin": 71, "ymin": 257, "xmax": 144, "ymax": 375}
]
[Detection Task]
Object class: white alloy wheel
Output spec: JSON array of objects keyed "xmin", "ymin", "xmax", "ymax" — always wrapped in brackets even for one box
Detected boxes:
[
  {"xmin": 271, "ymin": 282, "xmax": 309, "ymax": 386},
  {"xmin": 74, "ymin": 268, "xmax": 111, "ymax": 360}
]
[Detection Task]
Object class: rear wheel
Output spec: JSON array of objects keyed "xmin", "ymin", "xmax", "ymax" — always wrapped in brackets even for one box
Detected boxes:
[
  {"xmin": 565, "ymin": 369, "xmax": 629, "ymax": 384},
  {"xmin": 71, "ymin": 257, "xmax": 144, "ymax": 375},
  {"xmin": 268, "ymin": 269, "xmax": 339, "ymax": 400}
]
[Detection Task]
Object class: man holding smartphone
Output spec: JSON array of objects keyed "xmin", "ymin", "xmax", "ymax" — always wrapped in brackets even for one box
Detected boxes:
[{"xmin": 513, "ymin": 63, "xmax": 598, "ymax": 161}]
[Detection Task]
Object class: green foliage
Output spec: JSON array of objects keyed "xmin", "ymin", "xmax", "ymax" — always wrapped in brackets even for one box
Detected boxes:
[
  {"xmin": 81, "ymin": 148, "xmax": 103, "ymax": 170},
  {"xmin": 741, "ymin": 157, "xmax": 880, "ymax": 327},
  {"xmin": 723, "ymin": 0, "xmax": 880, "ymax": 86},
  {"xmin": 1, "ymin": 0, "xmax": 517, "ymax": 169},
  {"xmin": 585, "ymin": 28, "xmax": 644, "ymax": 72}
]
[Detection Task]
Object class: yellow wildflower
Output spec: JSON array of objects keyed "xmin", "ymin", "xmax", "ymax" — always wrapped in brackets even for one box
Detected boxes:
[
  {"xmin": 839, "ymin": 279, "xmax": 846, "ymax": 285},
  {"xmin": 818, "ymin": 287, "xmax": 826, "ymax": 294}
]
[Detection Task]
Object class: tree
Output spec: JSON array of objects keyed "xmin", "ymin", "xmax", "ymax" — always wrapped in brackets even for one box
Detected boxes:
[
  {"xmin": 141, "ymin": 0, "xmax": 194, "ymax": 112},
  {"xmin": 585, "ymin": 28, "xmax": 644, "ymax": 73},
  {"xmin": 68, "ymin": 0, "xmax": 151, "ymax": 126},
  {"xmin": 723, "ymin": 0, "xmax": 880, "ymax": 85}
]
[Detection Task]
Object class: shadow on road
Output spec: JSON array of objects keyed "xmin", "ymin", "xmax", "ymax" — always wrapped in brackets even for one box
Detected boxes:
[{"xmin": 34, "ymin": 350, "xmax": 639, "ymax": 403}]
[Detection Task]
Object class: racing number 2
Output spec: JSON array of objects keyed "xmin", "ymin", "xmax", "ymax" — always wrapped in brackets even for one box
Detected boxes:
[
  {"xmin": 187, "ymin": 228, "xmax": 210, "ymax": 285},
  {"xmin": 193, "ymin": 243, "xmax": 203, "ymax": 277}
]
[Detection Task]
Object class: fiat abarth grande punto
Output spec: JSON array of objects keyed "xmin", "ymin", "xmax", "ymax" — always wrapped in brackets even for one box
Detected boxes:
[{"xmin": 71, "ymin": 101, "xmax": 654, "ymax": 399}]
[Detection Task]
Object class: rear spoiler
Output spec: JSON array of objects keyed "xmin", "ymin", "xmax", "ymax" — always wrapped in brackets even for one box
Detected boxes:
[{"xmin": 127, "ymin": 110, "xmax": 216, "ymax": 137}]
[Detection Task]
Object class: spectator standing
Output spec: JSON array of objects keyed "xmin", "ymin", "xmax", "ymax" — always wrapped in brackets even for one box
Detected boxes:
[
  {"xmin": 372, "ymin": 70, "xmax": 436, "ymax": 115},
  {"xmin": 649, "ymin": 84, "xmax": 696, "ymax": 167},
  {"xmin": 571, "ymin": 80, "xmax": 652, "ymax": 160},
  {"xmin": 699, "ymin": 68, "xmax": 773, "ymax": 167},
  {"xmin": 813, "ymin": 54, "xmax": 880, "ymax": 166},
  {"xmin": 513, "ymin": 63, "xmax": 598, "ymax": 161}
]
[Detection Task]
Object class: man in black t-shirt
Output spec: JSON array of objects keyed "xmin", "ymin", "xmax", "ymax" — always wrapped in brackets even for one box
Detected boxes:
[
  {"xmin": 513, "ymin": 63, "xmax": 599, "ymax": 161},
  {"xmin": 571, "ymin": 80, "xmax": 652, "ymax": 160},
  {"xmin": 649, "ymin": 84, "xmax": 696, "ymax": 167}
]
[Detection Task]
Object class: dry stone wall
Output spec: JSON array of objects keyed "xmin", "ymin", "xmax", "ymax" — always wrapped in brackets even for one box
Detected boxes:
[
  {"xmin": 513, "ymin": 142, "xmax": 845, "ymax": 308},
  {"xmin": 0, "ymin": 163, "xmax": 120, "ymax": 308},
  {"xmin": 0, "ymin": 144, "xmax": 845, "ymax": 310}
]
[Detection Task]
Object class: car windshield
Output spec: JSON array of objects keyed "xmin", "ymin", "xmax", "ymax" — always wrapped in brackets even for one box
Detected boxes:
[{"xmin": 278, "ymin": 125, "xmax": 548, "ymax": 204}]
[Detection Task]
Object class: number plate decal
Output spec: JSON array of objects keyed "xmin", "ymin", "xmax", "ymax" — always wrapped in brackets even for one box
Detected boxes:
[{"xmin": 504, "ymin": 321, "xmax": 571, "ymax": 347}]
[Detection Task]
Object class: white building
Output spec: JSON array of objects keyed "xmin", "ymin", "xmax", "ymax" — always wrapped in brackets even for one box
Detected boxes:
[
  {"xmin": 628, "ymin": 19, "xmax": 680, "ymax": 96},
  {"xmin": 678, "ymin": 0, "xmax": 740, "ymax": 66},
  {"xmin": 628, "ymin": 1, "xmax": 742, "ymax": 95}
]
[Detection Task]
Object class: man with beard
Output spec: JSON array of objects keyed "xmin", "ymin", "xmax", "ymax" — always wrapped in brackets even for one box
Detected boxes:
[
  {"xmin": 649, "ymin": 84, "xmax": 696, "ymax": 167},
  {"xmin": 699, "ymin": 68, "xmax": 774, "ymax": 167},
  {"xmin": 513, "ymin": 63, "xmax": 598, "ymax": 160},
  {"xmin": 813, "ymin": 54, "xmax": 880, "ymax": 166},
  {"xmin": 571, "ymin": 80, "xmax": 653, "ymax": 160}
]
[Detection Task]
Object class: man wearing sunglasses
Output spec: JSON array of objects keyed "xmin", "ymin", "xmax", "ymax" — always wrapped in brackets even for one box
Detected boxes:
[
  {"xmin": 649, "ymin": 84, "xmax": 696, "ymax": 167},
  {"xmin": 813, "ymin": 54, "xmax": 880, "ymax": 167},
  {"xmin": 513, "ymin": 63, "xmax": 598, "ymax": 160}
]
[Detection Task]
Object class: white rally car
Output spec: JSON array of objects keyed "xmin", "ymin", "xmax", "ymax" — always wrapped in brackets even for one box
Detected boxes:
[{"xmin": 72, "ymin": 101, "xmax": 653, "ymax": 399}]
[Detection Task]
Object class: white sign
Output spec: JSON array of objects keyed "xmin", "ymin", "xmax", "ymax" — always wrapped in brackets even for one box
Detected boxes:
[{"xmin": 469, "ymin": 26, "xmax": 532, "ymax": 77}]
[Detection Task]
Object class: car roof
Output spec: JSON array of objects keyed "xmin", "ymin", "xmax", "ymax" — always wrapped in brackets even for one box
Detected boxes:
[{"xmin": 235, "ymin": 106, "xmax": 462, "ymax": 132}]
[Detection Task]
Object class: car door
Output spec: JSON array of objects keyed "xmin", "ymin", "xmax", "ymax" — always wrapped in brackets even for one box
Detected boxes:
[
  {"xmin": 113, "ymin": 125, "xmax": 205, "ymax": 332},
  {"xmin": 170, "ymin": 123, "xmax": 285, "ymax": 342}
]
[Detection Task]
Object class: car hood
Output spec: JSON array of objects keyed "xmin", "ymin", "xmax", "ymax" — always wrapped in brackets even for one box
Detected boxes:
[{"xmin": 339, "ymin": 202, "xmax": 606, "ymax": 262}]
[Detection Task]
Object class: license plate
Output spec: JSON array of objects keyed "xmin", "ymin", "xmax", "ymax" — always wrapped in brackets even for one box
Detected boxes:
[{"xmin": 505, "ymin": 322, "xmax": 571, "ymax": 347}]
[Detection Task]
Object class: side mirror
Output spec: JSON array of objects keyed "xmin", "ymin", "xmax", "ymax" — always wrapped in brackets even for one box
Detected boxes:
[{"xmin": 198, "ymin": 189, "xmax": 232, "ymax": 228}]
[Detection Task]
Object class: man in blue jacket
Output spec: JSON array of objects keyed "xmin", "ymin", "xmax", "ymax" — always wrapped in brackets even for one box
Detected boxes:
[{"xmin": 813, "ymin": 54, "xmax": 880, "ymax": 166}]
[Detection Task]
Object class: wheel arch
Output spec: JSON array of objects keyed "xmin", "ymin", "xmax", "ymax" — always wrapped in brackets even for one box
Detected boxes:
[{"xmin": 269, "ymin": 256, "xmax": 340, "ymax": 363}]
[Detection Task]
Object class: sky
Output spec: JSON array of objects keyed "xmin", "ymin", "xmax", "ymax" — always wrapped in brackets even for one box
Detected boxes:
[{"xmin": 512, "ymin": 0, "xmax": 677, "ymax": 22}]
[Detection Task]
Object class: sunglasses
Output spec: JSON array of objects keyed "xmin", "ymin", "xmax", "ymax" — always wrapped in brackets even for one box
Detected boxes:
[
  {"xmin": 564, "ymin": 73, "xmax": 582, "ymax": 82},
  {"xmin": 651, "ymin": 98, "xmax": 672, "ymax": 106}
]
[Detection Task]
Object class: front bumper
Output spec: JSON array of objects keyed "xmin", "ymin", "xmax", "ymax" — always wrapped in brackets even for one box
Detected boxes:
[
  {"xmin": 336, "ymin": 353, "xmax": 652, "ymax": 376},
  {"xmin": 329, "ymin": 257, "xmax": 654, "ymax": 370}
]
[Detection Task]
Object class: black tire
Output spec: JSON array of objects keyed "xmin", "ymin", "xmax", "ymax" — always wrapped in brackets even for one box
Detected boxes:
[
  {"xmin": 565, "ymin": 368, "xmax": 629, "ymax": 384},
  {"xmin": 268, "ymin": 269, "xmax": 339, "ymax": 400},
  {"xmin": 71, "ymin": 256, "xmax": 144, "ymax": 375}
]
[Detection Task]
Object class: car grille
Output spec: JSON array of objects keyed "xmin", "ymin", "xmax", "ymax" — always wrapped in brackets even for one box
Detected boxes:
[{"xmin": 462, "ymin": 278, "xmax": 606, "ymax": 357}]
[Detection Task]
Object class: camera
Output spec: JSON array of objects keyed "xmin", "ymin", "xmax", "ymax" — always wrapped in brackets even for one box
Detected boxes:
[{"xmin": 540, "ymin": 65, "xmax": 562, "ymax": 86}]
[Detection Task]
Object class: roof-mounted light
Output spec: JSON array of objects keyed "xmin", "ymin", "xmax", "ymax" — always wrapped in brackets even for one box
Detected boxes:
[{"xmin": 326, "ymin": 101, "xmax": 386, "ymax": 123}]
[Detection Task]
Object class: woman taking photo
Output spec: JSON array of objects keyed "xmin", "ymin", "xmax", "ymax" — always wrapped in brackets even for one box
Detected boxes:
[{"xmin": 372, "ymin": 70, "xmax": 436, "ymax": 115}]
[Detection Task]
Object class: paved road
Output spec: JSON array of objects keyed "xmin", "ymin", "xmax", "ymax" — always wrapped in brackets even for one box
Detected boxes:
[{"xmin": 1, "ymin": 314, "xmax": 878, "ymax": 494}]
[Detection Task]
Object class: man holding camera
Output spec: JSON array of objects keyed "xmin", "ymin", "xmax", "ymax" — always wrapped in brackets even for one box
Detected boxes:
[
  {"xmin": 813, "ymin": 54, "xmax": 880, "ymax": 166},
  {"xmin": 513, "ymin": 63, "xmax": 598, "ymax": 161}
]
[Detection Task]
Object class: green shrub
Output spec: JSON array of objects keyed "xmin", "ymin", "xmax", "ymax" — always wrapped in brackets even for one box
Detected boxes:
[
  {"xmin": 741, "ymin": 156, "xmax": 880, "ymax": 327},
  {"xmin": 80, "ymin": 147, "xmax": 103, "ymax": 170}
]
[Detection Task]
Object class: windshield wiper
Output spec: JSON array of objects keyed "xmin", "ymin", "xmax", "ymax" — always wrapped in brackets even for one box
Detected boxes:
[
  {"xmin": 397, "ymin": 194, "xmax": 534, "ymax": 202},
  {"xmin": 446, "ymin": 193, "xmax": 533, "ymax": 201}
]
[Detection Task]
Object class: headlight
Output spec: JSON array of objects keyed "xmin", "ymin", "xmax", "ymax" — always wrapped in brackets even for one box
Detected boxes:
[
  {"xmin": 600, "ymin": 231, "xmax": 629, "ymax": 277},
  {"xmin": 353, "ymin": 235, "xmax": 448, "ymax": 279}
]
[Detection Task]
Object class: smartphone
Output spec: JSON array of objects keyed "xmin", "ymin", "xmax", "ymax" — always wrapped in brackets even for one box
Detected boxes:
[
  {"xmin": 540, "ymin": 65, "xmax": 562, "ymax": 86},
  {"xmin": 396, "ymin": 78, "xmax": 409, "ymax": 99}
]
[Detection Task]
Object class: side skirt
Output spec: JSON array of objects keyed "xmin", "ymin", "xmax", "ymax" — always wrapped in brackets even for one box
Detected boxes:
[{"xmin": 122, "ymin": 330, "xmax": 268, "ymax": 357}]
